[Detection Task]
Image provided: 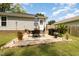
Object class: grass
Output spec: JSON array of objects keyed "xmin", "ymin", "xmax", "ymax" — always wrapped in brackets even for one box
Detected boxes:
[
  {"xmin": 0, "ymin": 32, "xmax": 16, "ymax": 47},
  {"xmin": 0, "ymin": 32, "xmax": 79, "ymax": 56}
]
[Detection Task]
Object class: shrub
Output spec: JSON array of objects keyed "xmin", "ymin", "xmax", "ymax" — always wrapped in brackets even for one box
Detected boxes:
[
  {"xmin": 17, "ymin": 31, "xmax": 23, "ymax": 40},
  {"xmin": 65, "ymin": 32, "xmax": 69, "ymax": 40},
  {"xmin": 58, "ymin": 33, "xmax": 63, "ymax": 37},
  {"xmin": 57, "ymin": 24, "xmax": 67, "ymax": 34}
]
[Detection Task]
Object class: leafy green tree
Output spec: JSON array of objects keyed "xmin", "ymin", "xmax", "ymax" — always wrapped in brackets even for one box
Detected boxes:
[
  {"xmin": 11, "ymin": 3, "xmax": 26, "ymax": 13},
  {"xmin": 35, "ymin": 13, "xmax": 45, "ymax": 17},
  {"xmin": 0, "ymin": 3, "xmax": 12, "ymax": 12},
  {"xmin": 48, "ymin": 20, "xmax": 55, "ymax": 25}
]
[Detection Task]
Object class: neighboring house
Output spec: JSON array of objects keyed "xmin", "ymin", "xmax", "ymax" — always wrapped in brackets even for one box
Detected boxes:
[
  {"xmin": 0, "ymin": 12, "xmax": 47, "ymax": 31},
  {"xmin": 54, "ymin": 16, "xmax": 79, "ymax": 36},
  {"xmin": 45, "ymin": 24, "xmax": 56, "ymax": 34},
  {"xmin": 47, "ymin": 24, "xmax": 55, "ymax": 29}
]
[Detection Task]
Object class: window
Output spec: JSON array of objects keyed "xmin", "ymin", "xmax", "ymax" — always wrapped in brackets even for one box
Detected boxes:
[
  {"xmin": 34, "ymin": 23, "xmax": 38, "ymax": 26},
  {"xmin": 0, "ymin": 7, "xmax": 5, "ymax": 12},
  {"xmin": 1, "ymin": 16, "xmax": 6, "ymax": 26},
  {"xmin": 40, "ymin": 20, "xmax": 43, "ymax": 24}
]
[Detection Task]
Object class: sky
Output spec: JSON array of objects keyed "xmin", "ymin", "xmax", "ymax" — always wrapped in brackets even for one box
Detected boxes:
[{"xmin": 21, "ymin": 3, "xmax": 79, "ymax": 22}]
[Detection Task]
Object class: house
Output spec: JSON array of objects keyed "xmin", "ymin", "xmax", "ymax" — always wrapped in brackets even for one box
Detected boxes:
[
  {"xmin": 46, "ymin": 24, "xmax": 56, "ymax": 35},
  {"xmin": 54, "ymin": 16, "xmax": 79, "ymax": 36},
  {"xmin": 0, "ymin": 12, "xmax": 47, "ymax": 31}
]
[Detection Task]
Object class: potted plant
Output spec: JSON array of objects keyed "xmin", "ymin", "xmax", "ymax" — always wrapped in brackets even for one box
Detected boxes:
[{"xmin": 17, "ymin": 31, "xmax": 23, "ymax": 40}]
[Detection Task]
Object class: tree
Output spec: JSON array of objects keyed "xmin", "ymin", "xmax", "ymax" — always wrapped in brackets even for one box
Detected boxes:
[
  {"xmin": 0, "ymin": 3, "xmax": 27, "ymax": 13},
  {"xmin": 11, "ymin": 3, "xmax": 26, "ymax": 13},
  {"xmin": 48, "ymin": 20, "xmax": 55, "ymax": 25},
  {"xmin": 35, "ymin": 13, "xmax": 45, "ymax": 17},
  {"xmin": 0, "ymin": 3, "xmax": 12, "ymax": 12}
]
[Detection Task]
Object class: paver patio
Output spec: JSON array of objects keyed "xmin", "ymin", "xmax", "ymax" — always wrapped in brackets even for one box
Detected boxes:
[{"xmin": 1, "ymin": 33, "xmax": 72, "ymax": 49}]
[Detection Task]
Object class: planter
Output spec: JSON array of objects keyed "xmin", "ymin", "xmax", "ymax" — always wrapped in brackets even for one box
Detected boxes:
[{"xmin": 17, "ymin": 31, "xmax": 23, "ymax": 40}]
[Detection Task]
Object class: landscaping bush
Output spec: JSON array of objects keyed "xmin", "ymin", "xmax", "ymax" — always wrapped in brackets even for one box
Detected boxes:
[
  {"xmin": 58, "ymin": 33, "xmax": 63, "ymax": 37},
  {"xmin": 65, "ymin": 32, "xmax": 69, "ymax": 40},
  {"xmin": 17, "ymin": 31, "xmax": 23, "ymax": 40},
  {"xmin": 57, "ymin": 24, "xmax": 67, "ymax": 35}
]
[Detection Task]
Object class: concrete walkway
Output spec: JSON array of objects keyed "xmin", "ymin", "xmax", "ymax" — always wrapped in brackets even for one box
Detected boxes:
[{"xmin": 1, "ymin": 33, "xmax": 72, "ymax": 49}]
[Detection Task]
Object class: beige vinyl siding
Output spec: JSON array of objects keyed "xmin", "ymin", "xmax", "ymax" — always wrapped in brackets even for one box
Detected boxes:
[
  {"xmin": 55, "ymin": 20, "xmax": 79, "ymax": 36},
  {"xmin": 16, "ymin": 20, "xmax": 35, "ymax": 30},
  {"xmin": 0, "ymin": 16, "xmax": 35, "ymax": 30}
]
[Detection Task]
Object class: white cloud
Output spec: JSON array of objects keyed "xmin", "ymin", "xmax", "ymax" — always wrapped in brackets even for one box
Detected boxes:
[
  {"xmin": 61, "ymin": 9, "xmax": 79, "ymax": 20},
  {"xmin": 56, "ymin": 13, "xmax": 76, "ymax": 21},
  {"xmin": 64, "ymin": 6, "xmax": 70, "ymax": 10},
  {"xmin": 51, "ymin": 3, "xmax": 78, "ymax": 22},
  {"xmin": 59, "ymin": 3, "xmax": 76, "ymax": 7},
  {"xmin": 52, "ymin": 3, "xmax": 77, "ymax": 15},
  {"xmin": 74, "ymin": 9, "xmax": 79, "ymax": 14},
  {"xmin": 64, "ymin": 13, "xmax": 76, "ymax": 19},
  {"xmin": 55, "ymin": 3, "xmax": 65, "ymax": 6},
  {"xmin": 67, "ymin": 3, "xmax": 76, "ymax": 7},
  {"xmin": 54, "ymin": 3, "xmax": 59, "ymax": 6},
  {"xmin": 52, "ymin": 8, "xmax": 68, "ymax": 16},
  {"xmin": 52, "ymin": 9, "xmax": 79, "ymax": 21},
  {"xmin": 52, "ymin": 3, "xmax": 77, "ymax": 18},
  {"xmin": 52, "ymin": 7, "xmax": 57, "ymax": 10}
]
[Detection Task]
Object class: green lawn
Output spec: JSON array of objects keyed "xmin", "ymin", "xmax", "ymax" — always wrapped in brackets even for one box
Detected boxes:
[
  {"xmin": 0, "ymin": 32, "xmax": 79, "ymax": 56},
  {"xmin": 0, "ymin": 32, "xmax": 16, "ymax": 47}
]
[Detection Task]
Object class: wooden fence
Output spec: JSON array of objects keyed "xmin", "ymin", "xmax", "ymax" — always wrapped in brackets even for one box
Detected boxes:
[{"xmin": 69, "ymin": 25, "xmax": 79, "ymax": 36}]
